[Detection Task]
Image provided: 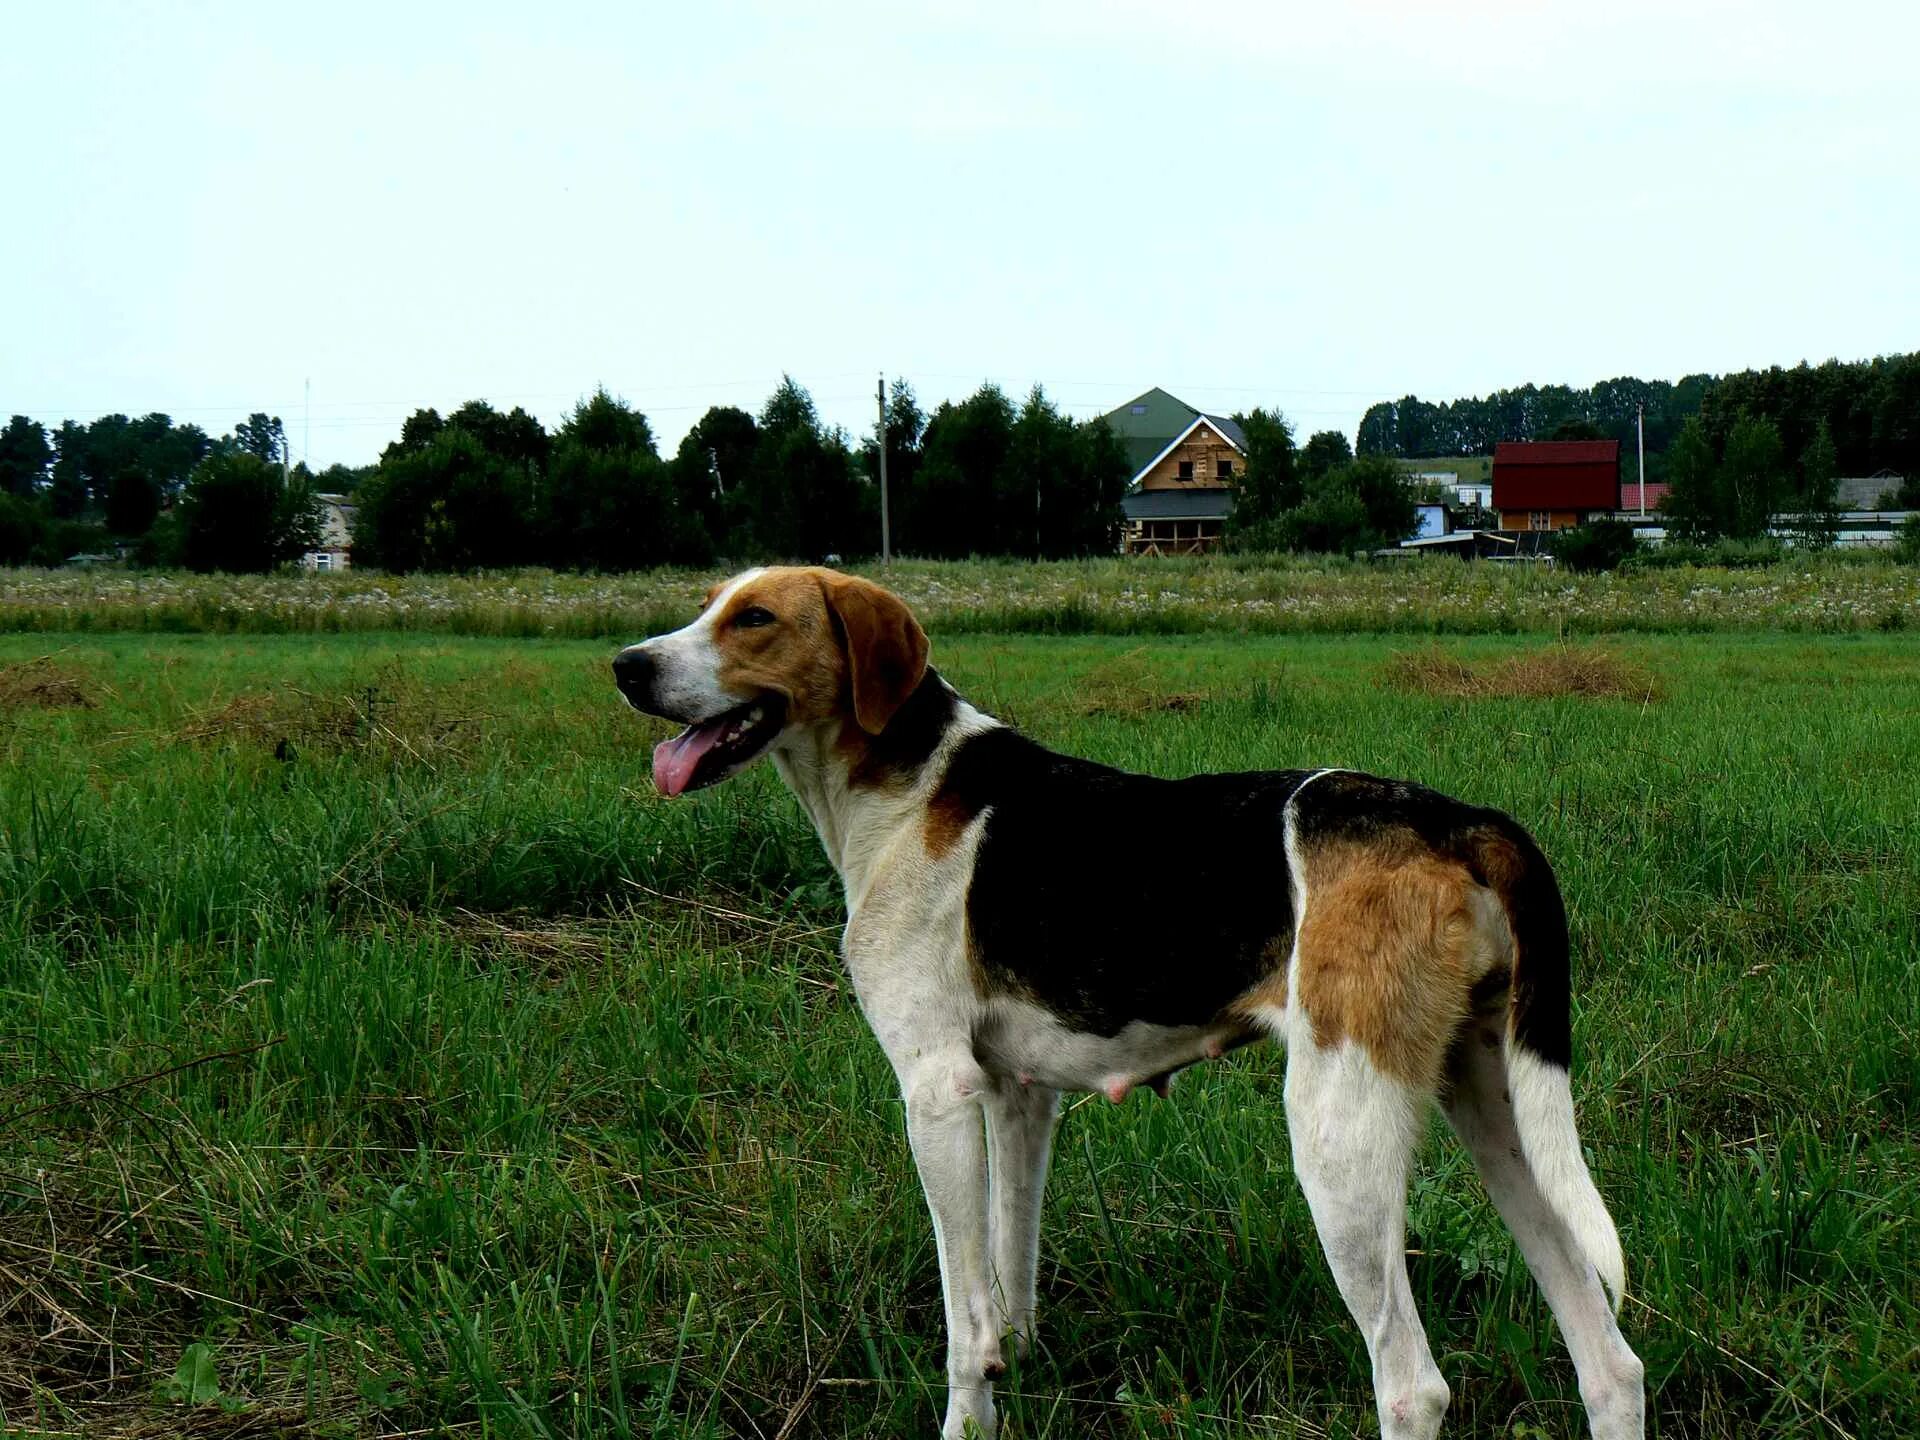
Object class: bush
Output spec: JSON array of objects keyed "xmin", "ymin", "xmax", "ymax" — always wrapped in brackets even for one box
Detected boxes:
[
  {"xmin": 0, "ymin": 493, "xmax": 47, "ymax": 565},
  {"xmin": 175, "ymin": 451, "xmax": 322, "ymax": 573},
  {"xmin": 1895, "ymin": 514, "xmax": 1920, "ymax": 565},
  {"xmin": 1552, "ymin": 520, "xmax": 1641, "ymax": 573},
  {"xmin": 1631, "ymin": 537, "xmax": 1789, "ymax": 570}
]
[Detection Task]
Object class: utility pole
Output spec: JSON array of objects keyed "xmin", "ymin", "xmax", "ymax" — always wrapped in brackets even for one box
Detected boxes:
[
  {"xmin": 876, "ymin": 373, "xmax": 892, "ymax": 566},
  {"xmin": 1636, "ymin": 401, "xmax": 1647, "ymax": 517},
  {"xmin": 304, "ymin": 378, "xmax": 311, "ymax": 472}
]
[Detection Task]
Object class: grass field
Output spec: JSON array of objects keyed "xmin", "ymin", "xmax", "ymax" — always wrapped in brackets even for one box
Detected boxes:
[
  {"xmin": 3, "ymin": 554, "xmax": 1918, "ymax": 639},
  {"xmin": 1, "ymin": 624, "xmax": 1916, "ymax": 1438}
]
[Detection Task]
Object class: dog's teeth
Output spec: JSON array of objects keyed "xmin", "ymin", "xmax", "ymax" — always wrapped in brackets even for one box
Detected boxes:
[{"xmin": 748, "ymin": 706, "xmax": 763, "ymax": 723}]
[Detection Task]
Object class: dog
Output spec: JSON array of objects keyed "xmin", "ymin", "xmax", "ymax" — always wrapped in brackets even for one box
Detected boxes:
[{"xmin": 614, "ymin": 567, "xmax": 1644, "ymax": 1440}]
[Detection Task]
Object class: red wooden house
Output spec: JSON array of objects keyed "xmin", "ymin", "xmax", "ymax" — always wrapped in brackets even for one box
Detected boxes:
[{"xmin": 1492, "ymin": 440, "xmax": 1621, "ymax": 531}]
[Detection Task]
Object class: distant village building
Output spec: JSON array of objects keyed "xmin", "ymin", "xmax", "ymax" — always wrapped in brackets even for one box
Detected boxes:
[
  {"xmin": 1491, "ymin": 440, "xmax": 1621, "ymax": 530},
  {"xmin": 1411, "ymin": 502, "xmax": 1451, "ymax": 540},
  {"xmin": 1837, "ymin": 472, "xmax": 1906, "ymax": 510},
  {"xmin": 303, "ymin": 493, "xmax": 356, "ymax": 571},
  {"xmin": 1107, "ymin": 388, "xmax": 1248, "ymax": 555},
  {"xmin": 1619, "ymin": 475, "xmax": 1669, "ymax": 513}
]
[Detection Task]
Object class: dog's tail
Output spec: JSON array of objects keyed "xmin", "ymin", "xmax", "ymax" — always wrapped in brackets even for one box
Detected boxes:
[{"xmin": 1470, "ymin": 819, "xmax": 1627, "ymax": 1311}]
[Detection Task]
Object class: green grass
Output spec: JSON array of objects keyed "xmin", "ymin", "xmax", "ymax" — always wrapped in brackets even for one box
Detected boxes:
[{"xmin": 1, "ymin": 629, "xmax": 1916, "ymax": 1438}]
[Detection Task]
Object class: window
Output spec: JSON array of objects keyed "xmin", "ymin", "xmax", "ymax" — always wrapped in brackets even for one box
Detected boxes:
[
  {"xmin": 1129, "ymin": 403, "xmax": 1148, "ymax": 415},
  {"xmin": 314, "ymin": 553, "xmax": 331, "ymax": 571},
  {"xmin": 1529, "ymin": 511, "xmax": 1552, "ymax": 531},
  {"xmin": 1217, "ymin": 459, "xmax": 1234, "ymax": 480},
  {"xmin": 1177, "ymin": 460, "xmax": 1195, "ymax": 481}
]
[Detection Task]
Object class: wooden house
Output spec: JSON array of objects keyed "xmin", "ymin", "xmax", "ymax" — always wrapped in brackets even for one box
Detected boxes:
[
  {"xmin": 1107, "ymin": 388, "xmax": 1248, "ymax": 554},
  {"xmin": 1492, "ymin": 440, "xmax": 1620, "ymax": 530}
]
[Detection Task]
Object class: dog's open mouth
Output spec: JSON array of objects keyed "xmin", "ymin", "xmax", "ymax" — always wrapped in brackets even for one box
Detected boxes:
[{"xmin": 651, "ymin": 696, "xmax": 786, "ymax": 797}]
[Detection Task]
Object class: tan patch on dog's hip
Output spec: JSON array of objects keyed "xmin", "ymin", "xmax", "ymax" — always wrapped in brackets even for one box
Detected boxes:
[{"xmin": 1294, "ymin": 841, "xmax": 1501, "ymax": 1087}]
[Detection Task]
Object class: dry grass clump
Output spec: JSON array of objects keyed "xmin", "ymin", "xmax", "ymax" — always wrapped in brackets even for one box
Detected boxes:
[
  {"xmin": 0, "ymin": 653, "xmax": 96, "ymax": 711},
  {"xmin": 173, "ymin": 660, "xmax": 488, "ymax": 757},
  {"xmin": 1076, "ymin": 647, "xmax": 1210, "ymax": 717},
  {"xmin": 1387, "ymin": 644, "xmax": 1660, "ymax": 701}
]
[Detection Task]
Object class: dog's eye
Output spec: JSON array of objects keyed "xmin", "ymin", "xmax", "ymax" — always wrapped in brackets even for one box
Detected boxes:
[{"xmin": 734, "ymin": 606, "xmax": 776, "ymax": 629}]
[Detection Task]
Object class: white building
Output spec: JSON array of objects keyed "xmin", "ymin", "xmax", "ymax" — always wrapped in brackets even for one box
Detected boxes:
[{"xmin": 303, "ymin": 493, "xmax": 356, "ymax": 571}]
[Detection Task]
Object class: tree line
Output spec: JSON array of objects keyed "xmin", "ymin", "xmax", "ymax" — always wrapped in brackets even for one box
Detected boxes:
[
  {"xmin": 8, "ymin": 350, "xmax": 1912, "ymax": 573},
  {"xmin": 1355, "ymin": 352, "xmax": 1920, "ymax": 497},
  {"xmin": 0, "ymin": 410, "xmax": 330, "ymax": 570},
  {"xmin": 0, "ymin": 377, "xmax": 1139, "ymax": 572}
]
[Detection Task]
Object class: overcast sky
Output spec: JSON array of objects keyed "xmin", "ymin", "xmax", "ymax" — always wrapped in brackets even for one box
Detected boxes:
[{"xmin": 5, "ymin": 1, "xmax": 1915, "ymax": 468}]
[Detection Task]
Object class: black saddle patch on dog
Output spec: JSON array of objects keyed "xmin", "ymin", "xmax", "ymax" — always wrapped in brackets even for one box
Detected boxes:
[{"xmin": 941, "ymin": 727, "xmax": 1311, "ymax": 1036}]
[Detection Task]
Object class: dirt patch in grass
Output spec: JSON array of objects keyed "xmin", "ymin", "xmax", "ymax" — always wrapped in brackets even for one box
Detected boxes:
[
  {"xmin": 1386, "ymin": 645, "xmax": 1660, "ymax": 702},
  {"xmin": 0, "ymin": 653, "xmax": 96, "ymax": 711}
]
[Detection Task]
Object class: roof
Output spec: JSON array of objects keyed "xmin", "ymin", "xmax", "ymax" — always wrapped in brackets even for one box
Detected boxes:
[
  {"xmin": 1493, "ymin": 440, "xmax": 1620, "ymax": 511},
  {"xmin": 1122, "ymin": 489, "xmax": 1235, "ymax": 520},
  {"xmin": 1100, "ymin": 387, "xmax": 1248, "ymax": 481},
  {"xmin": 1837, "ymin": 475, "xmax": 1901, "ymax": 508}
]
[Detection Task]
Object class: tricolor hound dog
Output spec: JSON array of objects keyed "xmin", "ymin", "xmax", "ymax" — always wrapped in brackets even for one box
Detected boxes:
[{"xmin": 614, "ymin": 567, "xmax": 1643, "ymax": 1440}]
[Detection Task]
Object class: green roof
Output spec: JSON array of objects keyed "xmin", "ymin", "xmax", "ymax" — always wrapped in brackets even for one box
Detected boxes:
[{"xmin": 1098, "ymin": 388, "xmax": 1248, "ymax": 482}]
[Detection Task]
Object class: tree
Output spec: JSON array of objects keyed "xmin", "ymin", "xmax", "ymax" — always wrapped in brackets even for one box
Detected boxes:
[
  {"xmin": 386, "ymin": 408, "xmax": 446, "ymax": 460},
  {"xmin": 0, "ymin": 416, "xmax": 52, "ymax": 497},
  {"xmin": 355, "ymin": 427, "xmax": 539, "ymax": 572},
  {"xmin": 742, "ymin": 377, "xmax": 871, "ymax": 560},
  {"xmin": 1301, "ymin": 429, "xmax": 1353, "ymax": 480},
  {"xmin": 48, "ymin": 421, "xmax": 90, "ymax": 518},
  {"xmin": 1719, "ymin": 411, "xmax": 1787, "ymax": 538},
  {"xmin": 1347, "ymin": 454, "xmax": 1420, "ymax": 544},
  {"xmin": 446, "ymin": 401, "xmax": 550, "ymax": 475},
  {"xmin": 1549, "ymin": 419, "xmax": 1607, "ymax": 441},
  {"xmin": 1230, "ymin": 452, "xmax": 1417, "ymax": 555},
  {"xmin": 542, "ymin": 388, "xmax": 709, "ymax": 569},
  {"xmin": 915, "ymin": 385, "xmax": 1017, "ymax": 558},
  {"xmin": 174, "ymin": 450, "xmax": 322, "ymax": 572},
  {"xmin": 1224, "ymin": 408, "xmax": 1301, "ymax": 538},
  {"xmin": 0, "ymin": 492, "xmax": 47, "ymax": 564},
  {"xmin": 233, "ymin": 413, "xmax": 287, "ymax": 465},
  {"xmin": 1661, "ymin": 416, "xmax": 1721, "ymax": 541},
  {"xmin": 1793, "ymin": 420, "xmax": 1841, "ymax": 549},
  {"xmin": 669, "ymin": 405, "xmax": 757, "ymax": 553}
]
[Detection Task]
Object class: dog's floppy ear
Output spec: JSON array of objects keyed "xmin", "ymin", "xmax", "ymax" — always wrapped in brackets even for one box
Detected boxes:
[{"xmin": 819, "ymin": 572, "xmax": 929, "ymax": 735}]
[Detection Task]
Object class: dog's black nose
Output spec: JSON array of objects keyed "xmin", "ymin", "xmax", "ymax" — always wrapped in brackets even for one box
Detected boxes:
[{"xmin": 612, "ymin": 647, "xmax": 655, "ymax": 703}]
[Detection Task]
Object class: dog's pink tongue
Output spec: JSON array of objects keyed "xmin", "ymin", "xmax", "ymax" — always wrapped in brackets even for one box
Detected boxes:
[{"xmin": 652, "ymin": 720, "xmax": 725, "ymax": 797}]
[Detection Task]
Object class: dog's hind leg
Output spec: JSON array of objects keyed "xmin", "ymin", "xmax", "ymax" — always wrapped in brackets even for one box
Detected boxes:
[
  {"xmin": 1443, "ymin": 1022, "xmax": 1644, "ymax": 1439},
  {"xmin": 984, "ymin": 1082, "xmax": 1058, "ymax": 1362},
  {"xmin": 1285, "ymin": 1029, "xmax": 1450, "ymax": 1439}
]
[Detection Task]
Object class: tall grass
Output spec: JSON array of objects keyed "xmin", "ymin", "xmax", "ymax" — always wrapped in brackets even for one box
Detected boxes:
[
  {"xmin": 1, "ymin": 630, "xmax": 1915, "ymax": 1437},
  {"xmin": 2, "ymin": 553, "xmax": 1917, "ymax": 639}
]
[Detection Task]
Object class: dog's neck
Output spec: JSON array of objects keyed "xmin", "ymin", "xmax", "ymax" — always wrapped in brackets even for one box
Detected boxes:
[{"xmin": 771, "ymin": 671, "xmax": 997, "ymax": 910}]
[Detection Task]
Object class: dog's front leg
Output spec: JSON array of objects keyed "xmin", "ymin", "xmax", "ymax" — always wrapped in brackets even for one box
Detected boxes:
[
  {"xmin": 985, "ymin": 1082, "xmax": 1058, "ymax": 1362},
  {"xmin": 900, "ymin": 1046, "xmax": 1000, "ymax": 1439}
]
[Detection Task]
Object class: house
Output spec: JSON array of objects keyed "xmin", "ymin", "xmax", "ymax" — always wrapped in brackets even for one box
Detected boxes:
[
  {"xmin": 303, "ymin": 493, "xmax": 356, "ymax": 571},
  {"xmin": 1837, "ymin": 472, "xmax": 1906, "ymax": 509},
  {"xmin": 1106, "ymin": 388, "xmax": 1248, "ymax": 554},
  {"xmin": 1491, "ymin": 440, "xmax": 1620, "ymax": 530}
]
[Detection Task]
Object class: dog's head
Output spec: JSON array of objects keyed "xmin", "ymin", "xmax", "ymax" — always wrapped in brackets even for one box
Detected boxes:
[{"xmin": 614, "ymin": 567, "xmax": 929, "ymax": 796}]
